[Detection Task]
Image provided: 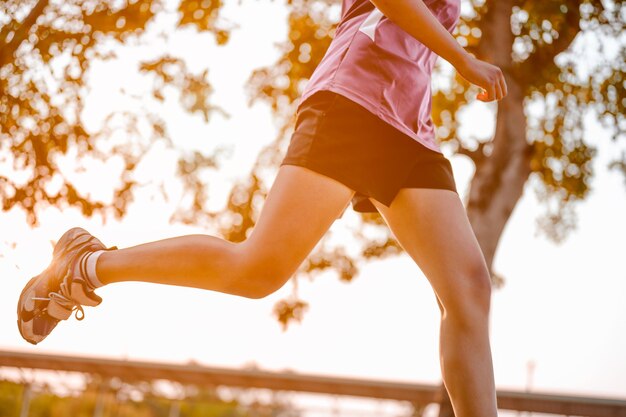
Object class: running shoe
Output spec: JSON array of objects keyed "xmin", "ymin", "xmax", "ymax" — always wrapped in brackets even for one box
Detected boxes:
[{"xmin": 17, "ymin": 227, "xmax": 118, "ymax": 345}]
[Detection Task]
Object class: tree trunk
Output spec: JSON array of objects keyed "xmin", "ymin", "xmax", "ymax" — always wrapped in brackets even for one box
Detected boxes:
[{"xmin": 466, "ymin": 75, "xmax": 533, "ymax": 271}]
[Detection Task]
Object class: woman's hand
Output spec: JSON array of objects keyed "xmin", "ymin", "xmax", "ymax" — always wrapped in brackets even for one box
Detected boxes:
[{"xmin": 455, "ymin": 54, "xmax": 508, "ymax": 102}]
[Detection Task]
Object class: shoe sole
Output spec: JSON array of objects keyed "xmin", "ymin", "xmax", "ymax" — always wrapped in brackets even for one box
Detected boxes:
[{"xmin": 16, "ymin": 227, "xmax": 96, "ymax": 345}]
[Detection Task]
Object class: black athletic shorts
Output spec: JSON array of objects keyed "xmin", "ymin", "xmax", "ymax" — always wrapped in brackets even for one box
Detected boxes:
[{"xmin": 280, "ymin": 90, "xmax": 458, "ymax": 213}]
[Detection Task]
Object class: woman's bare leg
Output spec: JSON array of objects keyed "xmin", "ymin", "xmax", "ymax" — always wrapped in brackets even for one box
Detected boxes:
[
  {"xmin": 95, "ymin": 165, "xmax": 355, "ymax": 299},
  {"xmin": 370, "ymin": 189, "xmax": 498, "ymax": 417}
]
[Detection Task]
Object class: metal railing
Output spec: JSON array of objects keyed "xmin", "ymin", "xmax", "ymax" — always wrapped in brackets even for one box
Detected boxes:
[{"xmin": 1, "ymin": 349, "xmax": 624, "ymax": 417}]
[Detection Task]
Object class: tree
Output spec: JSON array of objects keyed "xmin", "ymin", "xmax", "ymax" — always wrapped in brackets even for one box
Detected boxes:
[
  {"xmin": 0, "ymin": 0, "xmax": 231, "ymax": 225},
  {"xmin": 1, "ymin": 0, "xmax": 624, "ymax": 415}
]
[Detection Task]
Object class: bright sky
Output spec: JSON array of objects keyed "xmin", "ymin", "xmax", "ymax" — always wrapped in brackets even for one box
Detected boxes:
[{"xmin": 1, "ymin": 1, "xmax": 625, "ymax": 416}]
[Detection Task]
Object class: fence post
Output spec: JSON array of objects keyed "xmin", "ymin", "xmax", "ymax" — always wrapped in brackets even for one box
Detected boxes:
[
  {"xmin": 168, "ymin": 400, "xmax": 181, "ymax": 417},
  {"xmin": 93, "ymin": 380, "xmax": 107, "ymax": 417},
  {"xmin": 18, "ymin": 383, "xmax": 31, "ymax": 417}
]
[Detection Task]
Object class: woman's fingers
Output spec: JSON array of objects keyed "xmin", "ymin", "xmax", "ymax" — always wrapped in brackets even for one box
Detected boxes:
[
  {"xmin": 494, "ymin": 77, "xmax": 503, "ymax": 101},
  {"xmin": 483, "ymin": 82, "xmax": 496, "ymax": 102},
  {"xmin": 499, "ymin": 72, "xmax": 508, "ymax": 98},
  {"xmin": 477, "ymin": 84, "xmax": 498, "ymax": 102},
  {"xmin": 494, "ymin": 68, "xmax": 507, "ymax": 101},
  {"xmin": 477, "ymin": 83, "xmax": 494, "ymax": 102}
]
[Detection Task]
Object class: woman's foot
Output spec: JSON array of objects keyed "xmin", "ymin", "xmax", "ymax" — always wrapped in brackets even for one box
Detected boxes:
[{"xmin": 16, "ymin": 227, "xmax": 117, "ymax": 345}]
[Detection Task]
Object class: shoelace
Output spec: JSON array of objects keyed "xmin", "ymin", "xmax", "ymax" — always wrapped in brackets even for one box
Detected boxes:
[
  {"xmin": 28, "ymin": 242, "xmax": 118, "ymax": 322},
  {"xmin": 31, "ymin": 268, "xmax": 86, "ymax": 320}
]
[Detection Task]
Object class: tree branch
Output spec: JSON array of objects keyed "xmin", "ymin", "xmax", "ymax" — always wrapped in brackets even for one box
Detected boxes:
[
  {"xmin": 0, "ymin": 0, "xmax": 49, "ymax": 66},
  {"xmin": 515, "ymin": 1, "xmax": 581, "ymax": 85},
  {"xmin": 456, "ymin": 140, "xmax": 489, "ymax": 169}
]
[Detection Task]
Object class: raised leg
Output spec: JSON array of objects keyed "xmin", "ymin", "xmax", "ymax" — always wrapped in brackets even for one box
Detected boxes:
[
  {"xmin": 96, "ymin": 165, "xmax": 355, "ymax": 299},
  {"xmin": 370, "ymin": 189, "xmax": 498, "ymax": 417}
]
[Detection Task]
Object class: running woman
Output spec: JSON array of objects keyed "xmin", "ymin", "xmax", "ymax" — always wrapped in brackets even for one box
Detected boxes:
[{"xmin": 17, "ymin": 0, "xmax": 507, "ymax": 415}]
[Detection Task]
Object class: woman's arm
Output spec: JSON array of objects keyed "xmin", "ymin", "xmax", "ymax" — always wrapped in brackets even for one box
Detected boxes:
[{"xmin": 369, "ymin": 0, "xmax": 507, "ymax": 102}]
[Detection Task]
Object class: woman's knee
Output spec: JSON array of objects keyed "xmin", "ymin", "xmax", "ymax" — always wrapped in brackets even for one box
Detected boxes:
[
  {"xmin": 237, "ymin": 265, "xmax": 293, "ymax": 299},
  {"xmin": 439, "ymin": 265, "xmax": 492, "ymax": 325},
  {"xmin": 231, "ymin": 243, "xmax": 294, "ymax": 299}
]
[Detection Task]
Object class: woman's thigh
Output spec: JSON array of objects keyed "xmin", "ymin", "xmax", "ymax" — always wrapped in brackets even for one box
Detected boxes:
[
  {"xmin": 239, "ymin": 164, "xmax": 355, "ymax": 287},
  {"xmin": 370, "ymin": 188, "xmax": 492, "ymax": 315}
]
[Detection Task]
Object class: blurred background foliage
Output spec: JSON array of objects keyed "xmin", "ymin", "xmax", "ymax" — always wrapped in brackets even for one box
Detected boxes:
[{"xmin": 0, "ymin": 377, "xmax": 300, "ymax": 417}]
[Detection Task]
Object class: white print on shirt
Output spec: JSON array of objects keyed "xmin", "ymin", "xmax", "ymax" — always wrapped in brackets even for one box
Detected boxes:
[{"xmin": 358, "ymin": 7, "xmax": 384, "ymax": 42}]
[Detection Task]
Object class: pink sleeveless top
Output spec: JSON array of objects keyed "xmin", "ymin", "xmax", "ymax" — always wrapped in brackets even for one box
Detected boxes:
[{"xmin": 298, "ymin": 0, "xmax": 461, "ymax": 154}]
